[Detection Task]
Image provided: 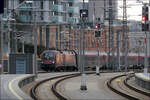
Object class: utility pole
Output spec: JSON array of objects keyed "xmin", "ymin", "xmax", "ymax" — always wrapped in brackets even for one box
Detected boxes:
[
  {"xmin": 0, "ymin": 14, "xmax": 3, "ymax": 74},
  {"xmin": 108, "ymin": 0, "xmax": 114, "ymax": 70},
  {"xmin": 46, "ymin": 25, "xmax": 50, "ymax": 49},
  {"xmin": 33, "ymin": 1, "xmax": 37, "ymax": 77},
  {"xmin": 96, "ymin": 39, "xmax": 100, "ymax": 75},
  {"xmin": 117, "ymin": 30, "xmax": 121, "ymax": 71},
  {"xmin": 69, "ymin": 24, "xmax": 72, "ymax": 50},
  {"xmin": 40, "ymin": 26, "xmax": 42, "ymax": 46},
  {"xmin": 104, "ymin": 0, "xmax": 106, "ymax": 20},
  {"xmin": 0, "ymin": 0, "xmax": 4, "ymax": 74},
  {"xmin": 56, "ymin": 25, "xmax": 58, "ymax": 50},
  {"xmin": 59, "ymin": 24, "xmax": 62, "ymax": 50},
  {"xmin": 80, "ymin": 0, "xmax": 87, "ymax": 91},
  {"xmin": 123, "ymin": 0, "xmax": 128, "ymax": 74},
  {"xmin": 22, "ymin": 37, "xmax": 24, "ymax": 54},
  {"xmin": 93, "ymin": 2, "xmax": 96, "ymax": 27},
  {"xmin": 144, "ymin": 32, "xmax": 148, "ymax": 74}
]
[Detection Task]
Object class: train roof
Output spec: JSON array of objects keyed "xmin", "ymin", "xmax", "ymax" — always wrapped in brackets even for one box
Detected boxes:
[
  {"xmin": 42, "ymin": 50, "xmax": 76, "ymax": 54},
  {"xmin": 84, "ymin": 51, "xmax": 146, "ymax": 56},
  {"xmin": 42, "ymin": 50, "xmax": 147, "ymax": 57},
  {"xmin": 42, "ymin": 50, "xmax": 58, "ymax": 53}
]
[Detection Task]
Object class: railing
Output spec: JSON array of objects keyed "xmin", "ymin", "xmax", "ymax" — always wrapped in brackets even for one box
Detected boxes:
[
  {"xmin": 51, "ymin": 16, "xmax": 63, "ymax": 23},
  {"xmin": 18, "ymin": 15, "xmax": 32, "ymax": 22},
  {"xmin": 67, "ymin": 6, "xmax": 79, "ymax": 14},
  {"xmin": 51, "ymin": 5, "xmax": 64, "ymax": 12}
]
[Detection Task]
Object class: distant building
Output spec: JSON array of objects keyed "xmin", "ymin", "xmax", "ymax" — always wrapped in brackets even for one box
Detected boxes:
[
  {"xmin": 88, "ymin": 0, "xmax": 118, "ymax": 23},
  {"xmin": 7, "ymin": 0, "xmax": 80, "ymax": 23}
]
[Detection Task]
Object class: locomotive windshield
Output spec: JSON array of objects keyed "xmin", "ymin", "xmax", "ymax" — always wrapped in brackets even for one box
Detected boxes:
[{"xmin": 43, "ymin": 52, "xmax": 54, "ymax": 59}]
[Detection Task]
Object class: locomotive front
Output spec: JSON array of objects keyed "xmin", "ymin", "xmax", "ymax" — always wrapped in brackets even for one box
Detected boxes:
[{"xmin": 41, "ymin": 50, "xmax": 56, "ymax": 71}]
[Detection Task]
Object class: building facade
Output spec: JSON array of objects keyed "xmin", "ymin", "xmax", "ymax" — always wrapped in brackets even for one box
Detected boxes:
[
  {"xmin": 88, "ymin": 0, "xmax": 118, "ymax": 23},
  {"xmin": 6, "ymin": 0, "xmax": 80, "ymax": 23},
  {"xmin": 37, "ymin": 24, "xmax": 132, "ymax": 54}
]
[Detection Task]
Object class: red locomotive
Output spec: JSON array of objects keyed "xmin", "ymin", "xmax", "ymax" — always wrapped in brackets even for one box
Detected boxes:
[{"xmin": 40, "ymin": 50, "xmax": 78, "ymax": 71}]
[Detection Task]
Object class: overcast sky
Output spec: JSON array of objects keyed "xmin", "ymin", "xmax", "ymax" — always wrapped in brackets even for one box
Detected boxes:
[
  {"xmin": 81, "ymin": 0, "xmax": 149, "ymax": 21},
  {"xmin": 118, "ymin": 0, "xmax": 149, "ymax": 21}
]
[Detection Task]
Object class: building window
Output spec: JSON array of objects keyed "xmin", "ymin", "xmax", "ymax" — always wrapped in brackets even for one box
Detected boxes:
[
  {"xmin": 19, "ymin": 0, "xmax": 25, "ymax": 3},
  {"xmin": 52, "ymin": 11, "xmax": 58, "ymax": 16},
  {"xmin": 69, "ymin": 13, "xmax": 73, "ymax": 17},
  {"xmin": 69, "ymin": 2, "xmax": 73, "ymax": 7},
  {"xmin": 41, "ymin": 12, "xmax": 43, "ymax": 20},
  {"xmin": 53, "ymin": 0, "xmax": 58, "ymax": 5},
  {"xmin": 29, "ymin": 11, "xmax": 32, "ymax": 16},
  {"xmin": 41, "ymin": 1, "xmax": 43, "ymax": 9}
]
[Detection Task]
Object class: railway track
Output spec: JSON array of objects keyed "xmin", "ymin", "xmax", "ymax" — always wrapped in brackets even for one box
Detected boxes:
[
  {"xmin": 107, "ymin": 73, "xmax": 150, "ymax": 100},
  {"xmin": 30, "ymin": 72, "xmax": 94, "ymax": 100},
  {"xmin": 124, "ymin": 74, "xmax": 150, "ymax": 97}
]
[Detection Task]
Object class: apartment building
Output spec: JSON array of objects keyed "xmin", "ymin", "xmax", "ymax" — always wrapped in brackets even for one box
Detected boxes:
[{"xmin": 7, "ymin": 0, "xmax": 80, "ymax": 23}]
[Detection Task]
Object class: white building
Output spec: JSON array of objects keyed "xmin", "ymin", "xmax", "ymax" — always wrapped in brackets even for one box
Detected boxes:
[{"xmin": 7, "ymin": 0, "xmax": 80, "ymax": 23}]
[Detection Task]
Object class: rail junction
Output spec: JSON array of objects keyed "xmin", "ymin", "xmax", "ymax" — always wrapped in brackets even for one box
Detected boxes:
[{"xmin": 1, "ymin": 71, "xmax": 149, "ymax": 100}]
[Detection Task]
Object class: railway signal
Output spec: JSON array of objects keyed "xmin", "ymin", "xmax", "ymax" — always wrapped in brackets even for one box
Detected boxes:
[
  {"xmin": 80, "ymin": 9, "xmax": 88, "ymax": 18},
  {"xmin": 142, "ymin": 5, "xmax": 149, "ymax": 31},
  {"xmin": 94, "ymin": 24, "xmax": 101, "ymax": 37},
  {"xmin": 95, "ymin": 30, "xmax": 101, "ymax": 37}
]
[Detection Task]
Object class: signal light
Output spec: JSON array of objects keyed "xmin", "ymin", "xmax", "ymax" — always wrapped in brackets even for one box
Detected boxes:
[
  {"xmin": 94, "ymin": 24, "xmax": 100, "ymax": 29},
  {"xmin": 142, "ymin": 5, "xmax": 149, "ymax": 31},
  {"xmin": 94, "ymin": 25, "xmax": 98, "ymax": 29},
  {"xmin": 142, "ymin": 16, "xmax": 146, "ymax": 21}
]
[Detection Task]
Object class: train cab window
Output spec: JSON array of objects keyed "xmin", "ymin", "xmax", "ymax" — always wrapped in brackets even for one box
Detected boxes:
[{"xmin": 43, "ymin": 52, "xmax": 54, "ymax": 59}]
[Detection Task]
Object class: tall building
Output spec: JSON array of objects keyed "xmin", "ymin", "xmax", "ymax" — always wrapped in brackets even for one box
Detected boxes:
[
  {"xmin": 88, "ymin": 0, "xmax": 117, "ymax": 23},
  {"xmin": 7, "ymin": 0, "xmax": 80, "ymax": 23}
]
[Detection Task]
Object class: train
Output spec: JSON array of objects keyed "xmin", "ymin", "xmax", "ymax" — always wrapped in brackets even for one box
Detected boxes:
[
  {"xmin": 40, "ymin": 50, "xmax": 150, "ymax": 71},
  {"xmin": 40, "ymin": 50, "xmax": 78, "ymax": 71}
]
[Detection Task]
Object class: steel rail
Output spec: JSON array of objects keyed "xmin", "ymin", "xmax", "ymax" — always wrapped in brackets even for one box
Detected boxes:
[
  {"xmin": 107, "ymin": 74, "xmax": 139, "ymax": 100},
  {"xmin": 124, "ymin": 74, "xmax": 150, "ymax": 97},
  {"xmin": 30, "ymin": 73, "xmax": 81, "ymax": 100},
  {"xmin": 51, "ymin": 74, "xmax": 80, "ymax": 100},
  {"xmin": 51, "ymin": 72, "xmax": 95, "ymax": 100}
]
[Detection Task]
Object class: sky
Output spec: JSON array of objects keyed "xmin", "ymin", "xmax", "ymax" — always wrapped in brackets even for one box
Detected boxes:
[
  {"xmin": 81, "ymin": 0, "xmax": 149, "ymax": 21},
  {"xmin": 117, "ymin": 0, "xmax": 149, "ymax": 21}
]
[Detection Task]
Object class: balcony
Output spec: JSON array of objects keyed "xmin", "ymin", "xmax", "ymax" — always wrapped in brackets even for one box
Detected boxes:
[
  {"xmin": 67, "ymin": 7, "xmax": 79, "ymax": 14},
  {"xmin": 51, "ymin": 5, "xmax": 64, "ymax": 12},
  {"xmin": 51, "ymin": 16, "xmax": 63, "ymax": 23},
  {"xmin": 18, "ymin": 3, "xmax": 33, "ymax": 11},
  {"xmin": 68, "ymin": 17, "xmax": 78, "ymax": 23},
  {"xmin": 18, "ymin": 15, "xmax": 32, "ymax": 22},
  {"xmin": 66, "ymin": 0, "xmax": 77, "ymax": 2}
]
